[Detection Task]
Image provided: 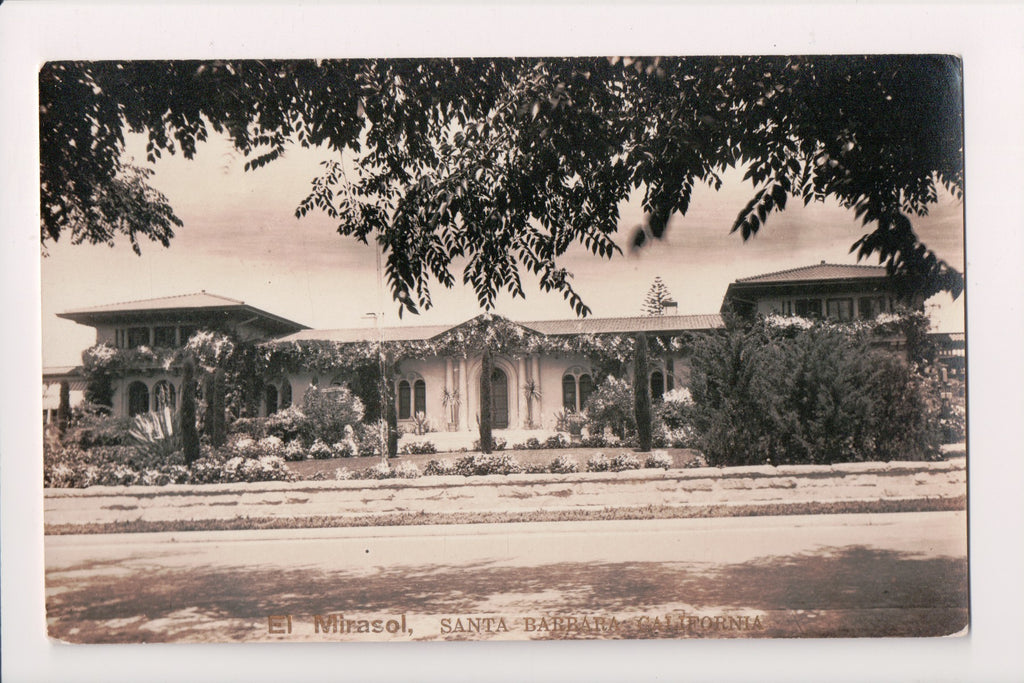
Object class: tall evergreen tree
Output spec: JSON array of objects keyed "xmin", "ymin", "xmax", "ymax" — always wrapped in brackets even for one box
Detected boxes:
[
  {"xmin": 643, "ymin": 277, "xmax": 673, "ymax": 316},
  {"xmin": 180, "ymin": 355, "xmax": 201, "ymax": 466},
  {"xmin": 634, "ymin": 332, "xmax": 653, "ymax": 452}
]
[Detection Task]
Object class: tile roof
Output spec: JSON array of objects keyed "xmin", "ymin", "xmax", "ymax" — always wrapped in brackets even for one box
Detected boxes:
[
  {"xmin": 60, "ymin": 291, "xmax": 246, "ymax": 315},
  {"xmin": 57, "ymin": 291, "xmax": 309, "ymax": 331},
  {"xmin": 735, "ymin": 262, "xmax": 888, "ymax": 284},
  {"xmin": 277, "ymin": 324, "xmax": 455, "ymax": 344},
  {"xmin": 523, "ymin": 314, "xmax": 724, "ymax": 336},
  {"xmin": 273, "ymin": 314, "xmax": 724, "ymax": 345}
]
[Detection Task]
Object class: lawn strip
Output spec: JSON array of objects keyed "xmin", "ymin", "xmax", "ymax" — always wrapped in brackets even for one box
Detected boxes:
[{"xmin": 45, "ymin": 495, "xmax": 966, "ymax": 536}]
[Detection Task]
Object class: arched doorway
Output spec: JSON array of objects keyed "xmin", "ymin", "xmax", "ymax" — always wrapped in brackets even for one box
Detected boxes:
[
  {"xmin": 481, "ymin": 367, "xmax": 509, "ymax": 429},
  {"xmin": 265, "ymin": 384, "xmax": 279, "ymax": 416},
  {"xmin": 127, "ymin": 381, "xmax": 149, "ymax": 416}
]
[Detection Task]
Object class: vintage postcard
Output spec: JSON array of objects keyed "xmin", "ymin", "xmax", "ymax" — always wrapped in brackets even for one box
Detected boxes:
[{"xmin": 36, "ymin": 54, "xmax": 969, "ymax": 648}]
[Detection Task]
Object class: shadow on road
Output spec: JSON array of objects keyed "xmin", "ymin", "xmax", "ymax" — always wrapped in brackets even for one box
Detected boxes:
[{"xmin": 47, "ymin": 545, "xmax": 967, "ymax": 642}]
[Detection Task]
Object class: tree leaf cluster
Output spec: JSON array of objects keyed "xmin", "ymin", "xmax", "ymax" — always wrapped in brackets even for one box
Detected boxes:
[{"xmin": 41, "ymin": 57, "xmax": 963, "ymax": 312}]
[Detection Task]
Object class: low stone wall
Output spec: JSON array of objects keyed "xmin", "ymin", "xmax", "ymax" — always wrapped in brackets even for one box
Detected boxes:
[{"xmin": 44, "ymin": 458, "xmax": 966, "ymax": 528}]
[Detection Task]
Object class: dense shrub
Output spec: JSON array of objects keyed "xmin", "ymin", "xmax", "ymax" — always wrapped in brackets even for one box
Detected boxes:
[
  {"xmin": 265, "ymin": 406, "xmax": 306, "ymax": 443},
  {"xmin": 355, "ymin": 421, "xmax": 386, "ymax": 458},
  {"xmin": 513, "ymin": 437, "xmax": 544, "ymax": 450},
  {"xmin": 644, "ymin": 450, "xmax": 673, "ymax": 470},
  {"xmin": 585, "ymin": 453, "xmax": 610, "ymax": 472},
  {"xmin": 544, "ymin": 433, "xmax": 570, "ymax": 449},
  {"xmin": 299, "ymin": 386, "xmax": 365, "ymax": 445},
  {"xmin": 609, "ymin": 452, "xmax": 642, "ymax": 472},
  {"xmin": 548, "ymin": 454, "xmax": 580, "ymax": 474},
  {"xmin": 580, "ymin": 432, "xmax": 611, "ymax": 448},
  {"xmin": 400, "ymin": 440, "xmax": 437, "ymax": 455},
  {"xmin": 229, "ymin": 416, "xmax": 269, "ymax": 439},
  {"xmin": 308, "ymin": 439, "xmax": 335, "ymax": 460},
  {"xmin": 66, "ymin": 403, "xmax": 133, "ymax": 448},
  {"xmin": 43, "ymin": 440, "xmax": 292, "ymax": 488},
  {"xmin": 423, "ymin": 458, "xmax": 459, "ymax": 476},
  {"xmin": 656, "ymin": 388, "xmax": 694, "ymax": 430},
  {"xmin": 689, "ymin": 321, "xmax": 944, "ymax": 466},
  {"xmin": 583, "ymin": 376, "xmax": 635, "ymax": 438},
  {"xmin": 282, "ymin": 440, "xmax": 307, "ymax": 461},
  {"xmin": 455, "ymin": 453, "xmax": 523, "ymax": 476}
]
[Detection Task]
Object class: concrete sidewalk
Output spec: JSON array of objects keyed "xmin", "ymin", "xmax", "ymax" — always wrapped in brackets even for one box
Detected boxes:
[{"xmin": 44, "ymin": 458, "xmax": 966, "ymax": 528}]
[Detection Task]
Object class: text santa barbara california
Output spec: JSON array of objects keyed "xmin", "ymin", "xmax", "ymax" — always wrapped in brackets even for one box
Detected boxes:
[{"xmin": 440, "ymin": 613, "xmax": 765, "ymax": 634}]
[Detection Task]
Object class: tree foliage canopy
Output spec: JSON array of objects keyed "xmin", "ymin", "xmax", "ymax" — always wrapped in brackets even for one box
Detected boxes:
[{"xmin": 40, "ymin": 56, "xmax": 964, "ymax": 314}]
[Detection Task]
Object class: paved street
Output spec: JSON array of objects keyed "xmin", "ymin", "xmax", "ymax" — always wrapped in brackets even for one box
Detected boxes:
[{"xmin": 45, "ymin": 511, "xmax": 968, "ymax": 642}]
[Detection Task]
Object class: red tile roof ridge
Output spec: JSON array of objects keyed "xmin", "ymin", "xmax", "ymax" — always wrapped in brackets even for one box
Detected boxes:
[
  {"xmin": 62, "ymin": 291, "xmax": 245, "ymax": 313},
  {"xmin": 736, "ymin": 262, "xmax": 888, "ymax": 283}
]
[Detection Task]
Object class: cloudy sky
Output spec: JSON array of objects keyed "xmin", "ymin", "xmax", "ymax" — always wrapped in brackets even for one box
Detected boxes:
[{"xmin": 41, "ymin": 121, "xmax": 966, "ymax": 368}]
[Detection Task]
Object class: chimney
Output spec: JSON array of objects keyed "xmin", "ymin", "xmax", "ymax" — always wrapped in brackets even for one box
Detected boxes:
[{"xmin": 661, "ymin": 299, "xmax": 678, "ymax": 314}]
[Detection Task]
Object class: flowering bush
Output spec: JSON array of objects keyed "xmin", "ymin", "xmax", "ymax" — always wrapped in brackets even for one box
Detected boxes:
[
  {"xmin": 585, "ymin": 453, "xmax": 610, "ymax": 472},
  {"xmin": 225, "ymin": 435, "xmax": 262, "ymax": 459},
  {"xmin": 423, "ymin": 458, "xmax": 459, "ymax": 476},
  {"xmin": 471, "ymin": 436, "xmax": 506, "ymax": 452},
  {"xmin": 684, "ymin": 453, "xmax": 710, "ymax": 469},
  {"xmin": 393, "ymin": 462, "xmax": 421, "ymax": 479},
  {"xmin": 583, "ymin": 376, "xmax": 635, "ymax": 438},
  {"xmin": 513, "ymin": 437, "xmax": 544, "ymax": 450},
  {"xmin": 282, "ymin": 440, "xmax": 306, "ymax": 461},
  {"xmin": 308, "ymin": 439, "xmax": 335, "ymax": 460},
  {"xmin": 644, "ymin": 450, "xmax": 673, "ymax": 470},
  {"xmin": 400, "ymin": 440, "xmax": 437, "ymax": 455},
  {"xmin": 548, "ymin": 454, "xmax": 580, "ymax": 474},
  {"xmin": 300, "ymin": 386, "xmax": 364, "ymax": 445},
  {"xmin": 66, "ymin": 403, "xmax": 133, "ymax": 448},
  {"xmin": 265, "ymin": 406, "xmax": 307, "ymax": 443},
  {"xmin": 544, "ymin": 433, "xmax": 570, "ymax": 449},
  {"xmin": 229, "ymin": 417, "xmax": 268, "ymax": 439},
  {"xmin": 455, "ymin": 453, "xmax": 523, "ymax": 476},
  {"xmin": 358, "ymin": 462, "xmax": 396, "ymax": 480},
  {"xmin": 43, "ymin": 439, "xmax": 292, "ymax": 488},
  {"xmin": 608, "ymin": 452, "xmax": 642, "ymax": 472}
]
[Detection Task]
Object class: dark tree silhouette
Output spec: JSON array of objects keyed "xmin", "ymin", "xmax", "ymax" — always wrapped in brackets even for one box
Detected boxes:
[
  {"xmin": 40, "ymin": 57, "xmax": 964, "ymax": 315},
  {"xmin": 634, "ymin": 332, "xmax": 653, "ymax": 452},
  {"xmin": 179, "ymin": 355, "xmax": 201, "ymax": 466}
]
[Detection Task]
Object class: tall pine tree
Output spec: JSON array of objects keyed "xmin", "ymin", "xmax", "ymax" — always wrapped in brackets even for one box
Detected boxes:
[{"xmin": 642, "ymin": 277, "xmax": 674, "ymax": 316}]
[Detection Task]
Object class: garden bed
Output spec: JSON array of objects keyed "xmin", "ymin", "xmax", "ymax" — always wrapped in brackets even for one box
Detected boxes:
[{"xmin": 285, "ymin": 447, "xmax": 703, "ymax": 480}]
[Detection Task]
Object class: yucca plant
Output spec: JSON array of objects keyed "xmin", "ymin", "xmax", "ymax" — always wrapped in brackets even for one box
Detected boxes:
[
  {"xmin": 522, "ymin": 379, "xmax": 541, "ymax": 428},
  {"xmin": 440, "ymin": 388, "xmax": 461, "ymax": 429},
  {"xmin": 128, "ymin": 406, "xmax": 181, "ymax": 460}
]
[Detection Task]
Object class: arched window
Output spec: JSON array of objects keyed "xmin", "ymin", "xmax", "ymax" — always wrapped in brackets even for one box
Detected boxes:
[
  {"xmin": 650, "ymin": 370, "xmax": 665, "ymax": 402},
  {"xmin": 152, "ymin": 380, "xmax": 176, "ymax": 411},
  {"xmin": 562, "ymin": 367, "xmax": 593, "ymax": 412},
  {"xmin": 414, "ymin": 379, "xmax": 426, "ymax": 415},
  {"xmin": 128, "ymin": 381, "xmax": 150, "ymax": 416},
  {"xmin": 265, "ymin": 384, "xmax": 279, "ymax": 416},
  {"xmin": 398, "ymin": 380, "xmax": 412, "ymax": 419},
  {"xmin": 280, "ymin": 380, "xmax": 292, "ymax": 409},
  {"xmin": 562, "ymin": 374, "xmax": 577, "ymax": 411}
]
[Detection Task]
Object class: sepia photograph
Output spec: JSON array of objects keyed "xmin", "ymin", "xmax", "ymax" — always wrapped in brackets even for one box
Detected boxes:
[
  {"xmin": 37, "ymin": 55, "xmax": 968, "ymax": 644},
  {"xmin": 5, "ymin": 3, "xmax": 1024, "ymax": 681}
]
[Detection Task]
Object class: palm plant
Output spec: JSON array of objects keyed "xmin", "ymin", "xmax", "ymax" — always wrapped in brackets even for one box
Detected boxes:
[
  {"xmin": 522, "ymin": 378, "xmax": 541, "ymax": 428},
  {"xmin": 441, "ymin": 388, "xmax": 461, "ymax": 429}
]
